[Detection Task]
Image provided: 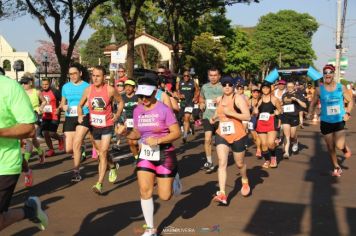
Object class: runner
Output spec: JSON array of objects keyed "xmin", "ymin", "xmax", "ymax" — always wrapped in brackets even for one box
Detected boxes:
[
  {"xmin": 211, "ymin": 76, "xmax": 251, "ymax": 205},
  {"xmin": 177, "ymin": 70, "xmax": 199, "ymax": 143},
  {"xmin": 125, "ymin": 76, "xmax": 181, "ymax": 236},
  {"xmin": 255, "ymin": 81, "xmax": 282, "ymax": 168},
  {"xmin": 0, "ymin": 74, "xmax": 48, "ymax": 231},
  {"xmin": 248, "ymin": 86, "xmax": 262, "ymax": 158},
  {"xmin": 112, "ymin": 80, "xmax": 125, "ymax": 151},
  {"xmin": 308, "ymin": 64, "xmax": 353, "ymax": 177},
  {"xmin": 199, "ymin": 67, "xmax": 223, "ymax": 173},
  {"xmin": 40, "ymin": 78, "xmax": 64, "ymax": 157},
  {"xmin": 297, "ymin": 83, "xmax": 307, "ymax": 128},
  {"xmin": 78, "ymin": 65, "xmax": 123, "ymax": 193},
  {"xmin": 280, "ymin": 81, "xmax": 307, "ymax": 158},
  {"xmin": 60, "ymin": 63, "xmax": 91, "ymax": 182},
  {"xmin": 235, "ymin": 83, "xmax": 250, "ymax": 132}
]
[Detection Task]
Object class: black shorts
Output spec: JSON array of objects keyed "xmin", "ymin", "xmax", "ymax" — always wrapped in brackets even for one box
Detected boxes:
[
  {"xmin": 41, "ymin": 119, "xmax": 60, "ymax": 132},
  {"xmin": 215, "ymin": 135, "xmax": 248, "ymax": 153},
  {"xmin": 34, "ymin": 111, "xmax": 41, "ymax": 126},
  {"xmin": 63, "ymin": 115, "xmax": 90, "ymax": 132},
  {"xmin": 281, "ymin": 114, "xmax": 300, "ymax": 127},
  {"xmin": 0, "ymin": 175, "xmax": 19, "ymax": 213},
  {"xmin": 136, "ymin": 144, "xmax": 178, "ymax": 178},
  {"xmin": 202, "ymin": 119, "xmax": 218, "ymax": 133},
  {"xmin": 320, "ymin": 121, "xmax": 345, "ymax": 135},
  {"xmin": 91, "ymin": 126, "xmax": 114, "ymax": 140}
]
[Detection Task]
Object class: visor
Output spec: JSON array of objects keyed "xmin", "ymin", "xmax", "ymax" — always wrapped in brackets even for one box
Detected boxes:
[
  {"xmin": 135, "ymin": 85, "xmax": 156, "ymax": 96},
  {"xmin": 124, "ymin": 79, "xmax": 136, "ymax": 86}
]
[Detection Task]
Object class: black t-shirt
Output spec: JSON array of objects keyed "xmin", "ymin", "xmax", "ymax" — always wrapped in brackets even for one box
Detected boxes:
[
  {"xmin": 179, "ymin": 79, "xmax": 195, "ymax": 106},
  {"xmin": 122, "ymin": 93, "xmax": 138, "ymax": 119},
  {"xmin": 282, "ymin": 91, "xmax": 305, "ymax": 116}
]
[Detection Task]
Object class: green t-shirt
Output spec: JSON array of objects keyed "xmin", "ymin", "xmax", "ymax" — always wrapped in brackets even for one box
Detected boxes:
[
  {"xmin": 200, "ymin": 82, "xmax": 223, "ymax": 119},
  {"xmin": 0, "ymin": 75, "xmax": 36, "ymax": 175}
]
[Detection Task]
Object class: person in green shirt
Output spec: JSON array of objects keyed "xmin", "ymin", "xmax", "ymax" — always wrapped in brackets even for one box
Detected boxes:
[
  {"xmin": 0, "ymin": 74, "xmax": 48, "ymax": 231},
  {"xmin": 199, "ymin": 67, "xmax": 223, "ymax": 173}
]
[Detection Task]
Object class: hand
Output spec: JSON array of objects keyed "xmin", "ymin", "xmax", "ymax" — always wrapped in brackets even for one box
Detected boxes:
[
  {"xmin": 78, "ymin": 115, "xmax": 83, "ymax": 124},
  {"xmin": 344, "ymin": 113, "xmax": 351, "ymax": 122},
  {"xmin": 146, "ymin": 137, "xmax": 159, "ymax": 147},
  {"xmin": 63, "ymin": 105, "xmax": 68, "ymax": 112},
  {"xmin": 291, "ymin": 97, "xmax": 296, "ymax": 101},
  {"xmin": 112, "ymin": 114, "xmax": 119, "ymax": 122},
  {"xmin": 199, "ymin": 103, "xmax": 206, "ymax": 111}
]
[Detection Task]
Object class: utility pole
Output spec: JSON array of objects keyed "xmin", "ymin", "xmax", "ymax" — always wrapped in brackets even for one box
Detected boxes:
[
  {"xmin": 279, "ymin": 51, "xmax": 282, "ymax": 68},
  {"xmin": 335, "ymin": 0, "xmax": 342, "ymax": 82}
]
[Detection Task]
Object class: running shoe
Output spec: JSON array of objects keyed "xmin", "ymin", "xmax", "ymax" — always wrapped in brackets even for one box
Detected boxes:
[
  {"xmin": 213, "ymin": 191, "xmax": 227, "ymax": 205},
  {"xmin": 80, "ymin": 146, "xmax": 86, "ymax": 162},
  {"xmin": 45, "ymin": 149, "xmax": 55, "ymax": 157},
  {"xmin": 24, "ymin": 169, "xmax": 33, "ymax": 187},
  {"xmin": 262, "ymin": 160, "xmax": 270, "ymax": 169},
  {"xmin": 256, "ymin": 150, "xmax": 262, "ymax": 159},
  {"xmin": 108, "ymin": 168, "xmax": 118, "ymax": 183},
  {"xmin": 241, "ymin": 182, "xmax": 250, "ymax": 197},
  {"xmin": 292, "ymin": 142, "xmax": 299, "ymax": 153},
  {"xmin": 71, "ymin": 171, "xmax": 82, "ymax": 183},
  {"xmin": 270, "ymin": 156, "xmax": 278, "ymax": 168},
  {"xmin": 25, "ymin": 196, "xmax": 48, "ymax": 231},
  {"xmin": 173, "ymin": 173, "xmax": 182, "ymax": 196},
  {"xmin": 331, "ymin": 167, "xmax": 342, "ymax": 177},
  {"xmin": 205, "ymin": 162, "xmax": 215, "ymax": 174},
  {"xmin": 92, "ymin": 182, "xmax": 103, "ymax": 195},
  {"xmin": 283, "ymin": 152, "xmax": 290, "ymax": 159},
  {"xmin": 141, "ymin": 227, "xmax": 157, "ymax": 236},
  {"xmin": 58, "ymin": 137, "xmax": 65, "ymax": 151},
  {"xmin": 201, "ymin": 161, "xmax": 211, "ymax": 170},
  {"xmin": 343, "ymin": 146, "xmax": 352, "ymax": 159},
  {"xmin": 112, "ymin": 144, "xmax": 121, "ymax": 151}
]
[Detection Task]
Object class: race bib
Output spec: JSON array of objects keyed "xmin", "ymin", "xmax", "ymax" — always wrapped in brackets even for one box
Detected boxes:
[
  {"xmin": 194, "ymin": 104, "xmax": 199, "ymax": 109},
  {"xmin": 206, "ymin": 99, "xmax": 216, "ymax": 110},
  {"xmin": 327, "ymin": 105, "xmax": 341, "ymax": 115},
  {"xmin": 248, "ymin": 122, "xmax": 254, "ymax": 130},
  {"xmin": 43, "ymin": 105, "xmax": 52, "ymax": 113},
  {"xmin": 139, "ymin": 144, "xmax": 160, "ymax": 161},
  {"xmin": 259, "ymin": 112, "xmax": 270, "ymax": 121},
  {"xmin": 220, "ymin": 121, "xmax": 235, "ymax": 135},
  {"xmin": 283, "ymin": 104, "xmax": 295, "ymax": 113},
  {"xmin": 67, "ymin": 106, "xmax": 78, "ymax": 117},
  {"xmin": 184, "ymin": 107, "xmax": 193, "ymax": 113},
  {"xmin": 91, "ymin": 114, "xmax": 106, "ymax": 127},
  {"xmin": 125, "ymin": 118, "xmax": 134, "ymax": 128}
]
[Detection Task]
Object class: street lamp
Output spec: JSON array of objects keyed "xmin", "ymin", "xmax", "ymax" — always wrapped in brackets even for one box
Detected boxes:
[
  {"xmin": 13, "ymin": 60, "xmax": 23, "ymax": 81},
  {"xmin": 36, "ymin": 65, "xmax": 41, "ymax": 88},
  {"xmin": 42, "ymin": 52, "xmax": 49, "ymax": 79}
]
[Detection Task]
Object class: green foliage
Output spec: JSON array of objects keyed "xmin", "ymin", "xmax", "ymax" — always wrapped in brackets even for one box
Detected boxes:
[{"xmin": 187, "ymin": 32, "xmax": 227, "ymax": 82}]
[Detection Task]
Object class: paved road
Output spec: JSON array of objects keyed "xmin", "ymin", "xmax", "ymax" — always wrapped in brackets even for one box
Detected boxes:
[{"xmin": 3, "ymin": 113, "xmax": 356, "ymax": 236}]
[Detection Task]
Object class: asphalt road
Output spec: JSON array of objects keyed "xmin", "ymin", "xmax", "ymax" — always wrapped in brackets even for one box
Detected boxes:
[{"xmin": 3, "ymin": 113, "xmax": 356, "ymax": 236}]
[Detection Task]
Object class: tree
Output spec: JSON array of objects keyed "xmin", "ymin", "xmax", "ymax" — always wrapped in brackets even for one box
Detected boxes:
[
  {"xmin": 225, "ymin": 27, "xmax": 258, "ymax": 79},
  {"xmin": 250, "ymin": 10, "xmax": 319, "ymax": 79},
  {"xmin": 187, "ymin": 32, "xmax": 227, "ymax": 83},
  {"xmin": 0, "ymin": 0, "xmax": 25, "ymax": 20},
  {"xmin": 34, "ymin": 40, "xmax": 79, "ymax": 74},
  {"xmin": 19, "ymin": 0, "xmax": 110, "ymax": 88}
]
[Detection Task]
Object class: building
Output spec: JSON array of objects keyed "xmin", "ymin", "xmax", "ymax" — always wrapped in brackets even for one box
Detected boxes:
[{"xmin": 0, "ymin": 35, "xmax": 37, "ymax": 80}]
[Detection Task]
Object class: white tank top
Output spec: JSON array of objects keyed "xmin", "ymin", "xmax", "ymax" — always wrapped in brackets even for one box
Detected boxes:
[{"xmin": 274, "ymin": 89, "xmax": 285, "ymax": 101}]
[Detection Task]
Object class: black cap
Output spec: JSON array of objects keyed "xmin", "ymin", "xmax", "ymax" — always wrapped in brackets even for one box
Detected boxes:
[
  {"xmin": 220, "ymin": 76, "xmax": 233, "ymax": 84},
  {"xmin": 20, "ymin": 77, "xmax": 31, "ymax": 84},
  {"xmin": 261, "ymin": 81, "xmax": 272, "ymax": 88}
]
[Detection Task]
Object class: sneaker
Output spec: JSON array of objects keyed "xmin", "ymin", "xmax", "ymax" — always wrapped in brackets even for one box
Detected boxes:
[
  {"xmin": 58, "ymin": 137, "xmax": 65, "ymax": 151},
  {"xmin": 45, "ymin": 149, "xmax": 55, "ymax": 157},
  {"xmin": 182, "ymin": 137, "xmax": 187, "ymax": 144},
  {"xmin": 112, "ymin": 144, "xmax": 121, "ymax": 151},
  {"xmin": 24, "ymin": 169, "xmax": 33, "ymax": 187},
  {"xmin": 292, "ymin": 142, "xmax": 299, "ymax": 153},
  {"xmin": 262, "ymin": 160, "xmax": 270, "ymax": 169},
  {"xmin": 256, "ymin": 150, "xmax": 262, "ymax": 159},
  {"xmin": 331, "ymin": 167, "xmax": 342, "ymax": 177},
  {"xmin": 141, "ymin": 227, "xmax": 157, "ymax": 236},
  {"xmin": 173, "ymin": 173, "xmax": 182, "ymax": 196},
  {"xmin": 80, "ymin": 146, "xmax": 86, "ymax": 162},
  {"xmin": 270, "ymin": 156, "xmax": 278, "ymax": 168},
  {"xmin": 205, "ymin": 163, "xmax": 215, "ymax": 174},
  {"xmin": 108, "ymin": 168, "xmax": 118, "ymax": 183},
  {"xmin": 92, "ymin": 182, "xmax": 103, "ymax": 195},
  {"xmin": 25, "ymin": 196, "xmax": 48, "ymax": 230},
  {"xmin": 343, "ymin": 146, "xmax": 352, "ymax": 159},
  {"xmin": 202, "ymin": 161, "xmax": 211, "ymax": 170},
  {"xmin": 241, "ymin": 182, "xmax": 250, "ymax": 197},
  {"xmin": 283, "ymin": 152, "xmax": 290, "ymax": 159},
  {"xmin": 71, "ymin": 171, "xmax": 82, "ymax": 182},
  {"xmin": 213, "ymin": 191, "xmax": 227, "ymax": 205}
]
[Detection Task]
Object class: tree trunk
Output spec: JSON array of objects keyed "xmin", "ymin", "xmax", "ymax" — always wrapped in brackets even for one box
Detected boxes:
[
  {"xmin": 126, "ymin": 22, "xmax": 136, "ymax": 80},
  {"xmin": 58, "ymin": 59, "xmax": 70, "ymax": 89}
]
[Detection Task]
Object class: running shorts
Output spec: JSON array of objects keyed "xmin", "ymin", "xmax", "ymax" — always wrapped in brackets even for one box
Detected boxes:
[
  {"xmin": 63, "ymin": 115, "xmax": 90, "ymax": 132},
  {"xmin": 320, "ymin": 121, "xmax": 345, "ymax": 135},
  {"xmin": 91, "ymin": 126, "xmax": 114, "ymax": 140},
  {"xmin": 215, "ymin": 135, "xmax": 247, "ymax": 153},
  {"xmin": 41, "ymin": 119, "xmax": 60, "ymax": 132},
  {"xmin": 280, "ymin": 114, "xmax": 300, "ymax": 127},
  {"xmin": 202, "ymin": 119, "xmax": 218, "ymax": 133},
  {"xmin": 0, "ymin": 175, "xmax": 19, "ymax": 213},
  {"xmin": 256, "ymin": 115, "xmax": 278, "ymax": 133}
]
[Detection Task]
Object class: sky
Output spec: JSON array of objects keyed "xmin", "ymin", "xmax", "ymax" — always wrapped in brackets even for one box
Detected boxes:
[{"xmin": 0, "ymin": 0, "xmax": 355, "ymax": 81}]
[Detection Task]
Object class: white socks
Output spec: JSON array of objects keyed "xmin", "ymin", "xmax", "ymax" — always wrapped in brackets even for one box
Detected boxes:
[
  {"xmin": 206, "ymin": 156, "xmax": 212, "ymax": 163},
  {"xmin": 141, "ymin": 198, "xmax": 154, "ymax": 229}
]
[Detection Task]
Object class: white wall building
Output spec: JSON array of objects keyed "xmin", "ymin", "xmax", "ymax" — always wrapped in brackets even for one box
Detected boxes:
[{"xmin": 0, "ymin": 35, "xmax": 37, "ymax": 80}]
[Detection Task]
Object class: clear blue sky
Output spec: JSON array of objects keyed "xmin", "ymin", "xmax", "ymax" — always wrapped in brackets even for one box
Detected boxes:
[{"xmin": 0, "ymin": 0, "xmax": 355, "ymax": 81}]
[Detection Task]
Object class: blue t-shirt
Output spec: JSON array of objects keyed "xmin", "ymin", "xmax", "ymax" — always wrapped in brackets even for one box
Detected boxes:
[
  {"xmin": 62, "ymin": 81, "xmax": 89, "ymax": 116},
  {"xmin": 320, "ymin": 83, "xmax": 345, "ymax": 123}
]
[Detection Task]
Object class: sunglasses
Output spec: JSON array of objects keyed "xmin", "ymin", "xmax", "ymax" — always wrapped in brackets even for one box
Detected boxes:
[
  {"xmin": 138, "ymin": 94, "xmax": 153, "ymax": 99},
  {"xmin": 222, "ymin": 83, "xmax": 234, "ymax": 87},
  {"xmin": 20, "ymin": 82, "xmax": 29, "ymax": 85},
  {"xmin": 237, "ymin": 87, "xmax": 244, "ymax": 90},
  {"xmin": 183, "ymin": 75, "xmax": 190, "ymax": 77},
  {"xmin": 118, "ymin": 70, "xmax": 125, "ymax": 73},
  {"xmin": 157, "ymin": 72, "xmax": 165, "ymax": 75},
  {"xmin": 117, "ymin": 84, "xmax": 124, "ymax": 87},
  {"xmin": 323, "ymin": 70, "xmax": 334, "ymax": 75}
]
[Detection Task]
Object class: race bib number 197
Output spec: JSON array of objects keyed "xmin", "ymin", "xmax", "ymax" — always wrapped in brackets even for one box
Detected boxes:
[{"xmin": 139, "ymin": 144, "xmax": 160, "ymax": 161}]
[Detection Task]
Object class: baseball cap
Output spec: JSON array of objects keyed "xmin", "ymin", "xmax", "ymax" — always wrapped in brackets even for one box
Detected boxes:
[
  {"xmin": 220, "ymin": 76, "xmax": 234, "ymax": 84},
  {"xmin": 124, "ymin": 79, "xmax": 136, "ymax": 86},
  {"xmin": 261, "ymin": 81, "xmax": 272, "ymax": 88},
  {"xmin": 136, "ymin": 84, "xmax": 157, "ymax": 96},
  {"xmin": 323, "ymin": 64, "xmax": 335, "ymax": 72},
  {"xmin": 277, "ymin": 80, "xmax": 286, "ymax": 85}
]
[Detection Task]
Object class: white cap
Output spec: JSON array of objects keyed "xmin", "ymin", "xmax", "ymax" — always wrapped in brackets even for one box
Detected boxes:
[{"xmin": 135, "ymin": 84, "xmax": 157, "ymax": 96}]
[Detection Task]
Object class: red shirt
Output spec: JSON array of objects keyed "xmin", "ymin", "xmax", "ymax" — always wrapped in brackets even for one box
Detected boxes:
[
  {"xmin": 88, "ymin": 84, "xmax": 114, "ymax": 128},
  {"xmin": 42, "ymin": 89, "xmax": 59, "ymax": 120}
]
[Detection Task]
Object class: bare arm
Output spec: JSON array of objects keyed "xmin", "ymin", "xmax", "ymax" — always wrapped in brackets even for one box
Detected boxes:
[
  {"xmin": 0, "ymin": 124, "xmax": 35, "ymax": 139},
  {"xmin": 155, "ymin": 123, "xmax": 181, "ymax": 145},
  {"xmin": 308, "ymin": 87, "xmax": 320, "ymax": 116},
  {"xmin": 272, "ymin": 96, "xmax": 282, "ymax": 114},
  {"xmin": 77, "ymin": 87, "xmax": 89, "ymax": 118},
  {"xmin": 38, "ymin": 90, "xmax": 47, "ymax": 112},
  {"xmin": 343, "ymin": 85, "xmax": 354, "ymax": 113},
  {"xmin": 223, "ymin": 95, "xmax": 251, "ymax": 121},
  {"xmin": 112, "ymin": 88, "xmax": 124, "ymax": 120},
  {"xmin": 162, "ymin": 92, "xmax": 173, "ymax": 109},
  {"xmin": 125, "ymin": 128, "xmax": 141, "ymax": 140}
]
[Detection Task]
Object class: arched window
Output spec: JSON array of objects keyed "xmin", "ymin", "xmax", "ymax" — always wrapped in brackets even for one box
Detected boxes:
[
  {"xmin": 3, "ymin": 60, "xmax": 11, "ymax": 71},
  {"xmin": 17, "ymin": 60, "xmax": 24, "ymax": 71}
]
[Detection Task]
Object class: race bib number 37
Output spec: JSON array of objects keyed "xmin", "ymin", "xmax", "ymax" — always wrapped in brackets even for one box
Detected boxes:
[
  {"xmin": 91, "ymin": 114, "xmax": 106, "ymax": 127},
  {"xmin": 139, "ymin": 144, "xmax": 160, "ymax": 161},
  {"xmin": 220, "ymin": 121, "xmax": 235, "ymax": 135},
  {"xmin": 327, "ymin": 105, "xmax": 341, "ymax": 116}
]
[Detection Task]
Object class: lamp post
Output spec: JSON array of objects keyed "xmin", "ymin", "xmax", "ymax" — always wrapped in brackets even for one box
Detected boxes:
[
  {"xmin": 42, "ymin": 52, "xmax": 49, "ymax": 79},
  {"xmin": 36, "ymin": 66, "xmax": 41, "ymax": 88},
  {"xmin": 13, "ymin": 60, "xmax": 23, "ymax": 81}
]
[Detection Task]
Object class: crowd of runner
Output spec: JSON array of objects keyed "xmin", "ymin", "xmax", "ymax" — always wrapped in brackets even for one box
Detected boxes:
[{"xmin": 0, "ymin": 63, "xmax": 354, "ymax": 235}]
